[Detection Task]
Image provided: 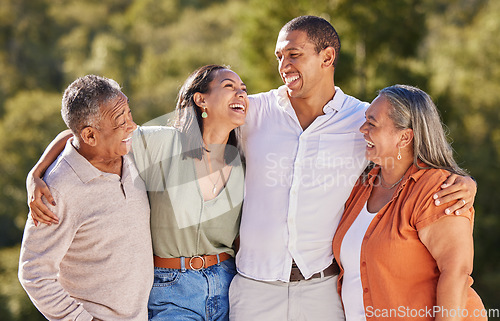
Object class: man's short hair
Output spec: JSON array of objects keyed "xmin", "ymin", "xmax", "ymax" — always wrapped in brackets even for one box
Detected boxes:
[
  {"xmin": 61, "ymin": 75, "xmax": 122, "ymax": 134},
  {"xmin": 281, "ymin": 15, "xmax": 341, "ymax": 67}
]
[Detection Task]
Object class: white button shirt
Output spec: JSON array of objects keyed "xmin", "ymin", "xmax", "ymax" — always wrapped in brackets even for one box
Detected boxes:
[{"xmin": 237, "ymin": 85, "xmax": 369, "ymax": 281}]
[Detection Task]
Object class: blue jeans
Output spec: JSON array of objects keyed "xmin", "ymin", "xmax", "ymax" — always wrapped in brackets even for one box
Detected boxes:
[{"xmin": 148, "ymin": 257, "xmax": 236, "ymax": 321}]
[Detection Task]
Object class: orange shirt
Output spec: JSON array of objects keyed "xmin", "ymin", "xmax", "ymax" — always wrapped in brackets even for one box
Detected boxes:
[{"xmin": 332, "ymin": 163, "xmax": 485, "ymax": 320}]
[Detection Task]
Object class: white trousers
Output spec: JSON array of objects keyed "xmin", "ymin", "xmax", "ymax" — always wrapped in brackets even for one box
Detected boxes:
[{"xmin": 229, "ymin": 273, "xmax": 345, "ymax": 321}]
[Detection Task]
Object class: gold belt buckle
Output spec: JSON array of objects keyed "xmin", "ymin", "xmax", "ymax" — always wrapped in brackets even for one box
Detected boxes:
[{"xmin": 189, "ymin": 256, "xmax": 205, "ymax": 271}]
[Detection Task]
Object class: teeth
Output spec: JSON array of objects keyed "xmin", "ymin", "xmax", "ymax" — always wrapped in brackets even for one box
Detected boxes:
[
  {"xmin": 365, "ymin": 139, "xmax": 374, "ymax": 148},
  {"xmin": 230, "ymin": 104, "xmax": 245, "ymax": 111},
  {"xmin": 285, "ymin": 75, "xmax": 300, "ymax": 84},
  {"xmin": 122, "ymin": 137, "xmax": 132, "ymax": 142}
]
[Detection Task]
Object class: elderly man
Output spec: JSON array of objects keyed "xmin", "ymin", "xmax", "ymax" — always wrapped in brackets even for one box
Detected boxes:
[{"xmin": 18, "ymin": 75, "xmax": 153, "ymax": 321}]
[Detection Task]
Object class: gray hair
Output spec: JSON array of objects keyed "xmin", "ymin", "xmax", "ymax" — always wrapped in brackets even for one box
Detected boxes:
[
  {"xmin": 61, "ymin": 75, "xmax": 122, "ymax": 134},
  {"xmin": 379, "ymin": 85, "xmax": 467, "ymax": 176}
]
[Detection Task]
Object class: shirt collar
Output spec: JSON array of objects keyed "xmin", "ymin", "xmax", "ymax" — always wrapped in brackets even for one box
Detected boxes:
[
  {"xmin": 365, "ymin": 159, "xmax": 431, "ymax": 187},
  {"xmin": 275, "ymin": 85, "xmax": 346, "ymax": 115},
  {"xmin": 325, "ymin": 86, "xmax": 347, "ymax": 113},
  {"xmin": 62, "ymin": 139, "xmax": 126, "ymax": 184}
]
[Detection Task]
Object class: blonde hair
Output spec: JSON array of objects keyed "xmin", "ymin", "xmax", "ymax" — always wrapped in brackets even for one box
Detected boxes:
[{"xmin": 379, "ymin": 85, "xmax": 467, "ymax": 176}]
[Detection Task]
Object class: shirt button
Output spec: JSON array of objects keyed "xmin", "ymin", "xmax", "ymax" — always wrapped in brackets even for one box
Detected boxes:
[
  {"xmin": 361, "ymin": 261, "xmax": 366, "ymax": 267},
  {"xmin": 364, "ymin": 288, "xmax": 369, "ymax": 293}
]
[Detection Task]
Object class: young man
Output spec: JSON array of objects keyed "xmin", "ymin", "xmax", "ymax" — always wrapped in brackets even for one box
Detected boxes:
[
  {"xmin": 18, "ymin": 75, "xmax": 153, "ymax": 321},
  {"xmin": 229, "ymin": 15, "xmax": 476, "ymax": 320}
]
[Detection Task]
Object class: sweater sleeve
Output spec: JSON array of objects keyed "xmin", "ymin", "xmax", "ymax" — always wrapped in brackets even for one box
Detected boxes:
[{"xmin": 18, "ymin": 187, "xmax": 93, "ymax": 321}]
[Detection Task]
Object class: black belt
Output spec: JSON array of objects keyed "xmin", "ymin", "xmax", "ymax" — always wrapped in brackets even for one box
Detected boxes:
[{"xmin": 289, "ymin": 259, "xmax": 340, "ymax": 282}]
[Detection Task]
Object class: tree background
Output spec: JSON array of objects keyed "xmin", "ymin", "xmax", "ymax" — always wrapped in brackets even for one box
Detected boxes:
[{"xmin": 0, "ymin": 0, "xmax": 499, "ymax": 319}]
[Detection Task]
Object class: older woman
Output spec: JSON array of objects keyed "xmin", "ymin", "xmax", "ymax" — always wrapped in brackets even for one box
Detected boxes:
[
  {"xmin": 332, "ymin": 85, "xmax": 485, "ymax": 321},
  {"xmin": 27, "ymin": 65, "xmax": 248, "ymax": 320}
]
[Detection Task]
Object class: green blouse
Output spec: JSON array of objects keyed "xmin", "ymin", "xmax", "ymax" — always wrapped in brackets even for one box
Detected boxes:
[{"xmin": 131, "ymin": 125, "xmax": 243, "ymax": 258}]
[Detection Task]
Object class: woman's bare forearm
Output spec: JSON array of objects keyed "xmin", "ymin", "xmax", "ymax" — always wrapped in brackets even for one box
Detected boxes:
[{"xmin": 435, "ymin": 270, "xmax": 469, "ymax": 321}]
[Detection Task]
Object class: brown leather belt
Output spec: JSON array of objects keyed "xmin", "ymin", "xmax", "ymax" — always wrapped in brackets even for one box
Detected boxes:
[
  {"xmin": 289, "ymin": 259, "xmax": 340, "ymax": 282},
  {"xmin": 154, "ymin": 253, "xmax": 232, "ymax": 271}
]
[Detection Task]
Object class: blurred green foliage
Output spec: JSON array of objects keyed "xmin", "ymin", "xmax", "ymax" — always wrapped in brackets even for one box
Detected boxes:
[{"xmin": 0, "ymin": 0, "xmax": 498, "ymax": 319}]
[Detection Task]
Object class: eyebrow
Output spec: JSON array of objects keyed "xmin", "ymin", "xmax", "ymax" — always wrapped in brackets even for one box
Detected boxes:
[
  {"xmin": 220, "ymin": 78, "xmax": 247, "ymax": 87},
  {"xmin": 112, "ymin": 101, "xmax": 127, "ymax": 121},
  {"xmin": 366, "ymin": 114, "xmax": 377, "ymax": 122},
  {"xmin": 275, "ymin": 47, "xmax": 301, "ymax": 55},
  {"xmin": 114, "ymin": 110, "xmax": 125, "ymax": 119},
  {"xmin": 220, "ymin": 78, "xmax": 235, "ymax": 84}
]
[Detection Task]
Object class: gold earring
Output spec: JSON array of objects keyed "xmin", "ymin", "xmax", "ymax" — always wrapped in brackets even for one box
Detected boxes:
[
  {"xmin": 397, "ymin": 147, "xmax": 402, "ymax": 160},
  {"xmin": 201, "ymin": 106, "xmax": 208, "ymax": 119}
]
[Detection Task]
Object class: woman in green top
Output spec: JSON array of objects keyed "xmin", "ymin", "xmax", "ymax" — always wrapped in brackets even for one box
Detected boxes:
[{"xmin": 27, "ymin": 65, "xmax": 249, "ymax": 320}]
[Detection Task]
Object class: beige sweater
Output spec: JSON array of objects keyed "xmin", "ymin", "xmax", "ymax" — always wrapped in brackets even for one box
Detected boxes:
[{"xmin": 19, "ymin": 140, "xmax": 153, "ymax": 321}]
